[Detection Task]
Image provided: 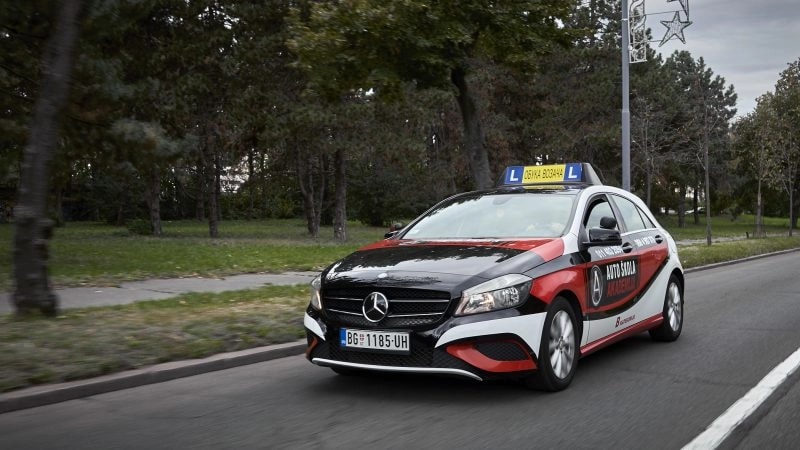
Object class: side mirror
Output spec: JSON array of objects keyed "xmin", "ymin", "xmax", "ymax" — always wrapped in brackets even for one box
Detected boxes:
[
  {"xmin": 587, "ymin": 227, "xmax": 622, "ymax": 246},
  {"xmin": 600, "ymin": 216, "xmax": 617, "ymax": 230},
  {"xmin": 583, "ymin": 216, "xmax": 622, "ymax": 247},
  {"xmin": 384, "ymin": 222, "xmax": 405, "ymax": 239}
]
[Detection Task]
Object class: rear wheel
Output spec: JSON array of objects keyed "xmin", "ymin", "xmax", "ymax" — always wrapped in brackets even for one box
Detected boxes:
[
  {"xmin": 649, "ymin": 274, "xmax": 683, "ymax": 342},
  {"xmin": 527, "ymin": 297, "xmax": 579, "ymax": 391}
]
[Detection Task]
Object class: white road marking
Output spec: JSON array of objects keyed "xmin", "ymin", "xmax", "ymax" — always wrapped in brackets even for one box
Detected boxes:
[{"xmin": 682, "ymin": 346, "xmax": 800, "ymax": 450}]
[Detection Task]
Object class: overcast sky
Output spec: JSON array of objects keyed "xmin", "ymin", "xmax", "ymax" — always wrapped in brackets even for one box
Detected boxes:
[{"xmin": 649, "ymin": 0, "xmax": 800, "ymax": 117}]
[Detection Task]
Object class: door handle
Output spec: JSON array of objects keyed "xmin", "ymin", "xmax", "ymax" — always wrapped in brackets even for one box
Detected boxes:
[
  {"xmin": 655, "ymin": 235, "xmax": 664, "ymax": 244},
  {"xmin": 622, "ymin": 242, "xmax": 633, "ymax": 253}
]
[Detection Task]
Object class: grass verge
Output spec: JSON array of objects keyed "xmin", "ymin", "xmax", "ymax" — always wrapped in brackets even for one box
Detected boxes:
[
  {"xmin": 678, "ymin": 236, "xmax": 800, "ymax": 268},
  {"xmin": 0, "ymin": 285, "xmax": 307, "ymax": 393},
  {"xmin": 0, "ymin": 219, "xmax": 386, "ymax": 291}
]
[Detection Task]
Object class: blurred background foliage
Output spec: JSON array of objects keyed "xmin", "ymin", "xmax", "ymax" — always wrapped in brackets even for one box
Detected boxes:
[{"xmin": 1, "ymin": 0, "xmax": 798, "ymax": 237}]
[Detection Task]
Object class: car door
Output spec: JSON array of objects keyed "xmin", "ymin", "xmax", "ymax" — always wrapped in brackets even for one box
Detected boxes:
[
  {"xmin": 609, "ymin": 194, "xmax": 670, "ymax": 313},
  {"xmin": 579, "ymin": 194, "xmax": 643, "ymax": 344},
  {"xmin": 583, "ymin": 194, "xmax": 638, "ymax": 322}
]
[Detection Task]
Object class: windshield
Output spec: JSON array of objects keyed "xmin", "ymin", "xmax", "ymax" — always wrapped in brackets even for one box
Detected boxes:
[{"xmin": 402, "ymin": 192, "xmax": 576, "ymax": 239}]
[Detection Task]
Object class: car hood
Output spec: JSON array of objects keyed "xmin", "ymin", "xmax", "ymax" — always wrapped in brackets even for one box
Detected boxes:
[{"xmin": 322, "ymin": 239, "xmax": 564, "ymax": 295}]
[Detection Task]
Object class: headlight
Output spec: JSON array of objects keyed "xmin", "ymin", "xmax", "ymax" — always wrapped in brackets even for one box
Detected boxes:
[
  {"xmin": 310, "ymin": 275, "xmax": 322, "ymax": 311},
  {"xmin": 455, "ymin": 274, "xmax": 532, "ymax": 316}
]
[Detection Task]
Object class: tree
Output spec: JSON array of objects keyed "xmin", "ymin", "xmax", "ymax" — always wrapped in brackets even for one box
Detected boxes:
[
  {"xmin": 771, "ymin": 59, "xmax": 800, "ymax": 234},
  {"xmin": 662, "ymin": 52, "xmax": 736, "ymax": 236},
  {"xmin": 524, "ymin": 0, "xmax": 620, "ymax": 177},
  {"xmin": 110, "ymin": 119, "xmax": 184, "ymax": 235},
  {"xmin": 12, "ymin": 0, "xmax": 83, "ymax": 316},
  {"xmin": 288, "ymin": 0, "xmax": 576, "ymax": 190},
  {"xmin": 733, "ymin": 95, "xmax": 783, "ymax": 237}
]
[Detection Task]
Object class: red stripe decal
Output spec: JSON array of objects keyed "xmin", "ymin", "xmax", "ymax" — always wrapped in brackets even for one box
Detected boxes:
[
  {"xmin": 580, "ymin": 314, "xmax": 663, "ymax": 356},
  {"xmin": 446, "ymin": 341, "xmax": 537, "ymax": 373},
  {"xmin": 531, "ymin": 238, "xmax": 565, "ymax": 262},
  {"xmin": 359, "ymin": 238, "xmax": 557, "ymax": 252}
]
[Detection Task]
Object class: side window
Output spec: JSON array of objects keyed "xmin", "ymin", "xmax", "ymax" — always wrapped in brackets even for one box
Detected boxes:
[
  {"xmin": 638, "ymin": 206, "xmax": 656, "ymax": 229},
  {"xmin": 613, "ymin": 195, "xmax": 648, "ymax": 232},
  {"xmin": 585, "ymin": 198, "xmax": 617, "ymax": 229}
]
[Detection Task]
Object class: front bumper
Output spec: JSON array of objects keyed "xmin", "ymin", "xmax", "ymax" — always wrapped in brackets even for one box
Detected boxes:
[{"xmin": 304, "ymin": 308, "xmax": 547, "ymax": 381}]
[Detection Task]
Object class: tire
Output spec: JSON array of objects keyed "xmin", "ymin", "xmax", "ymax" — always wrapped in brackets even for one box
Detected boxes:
[
  {"xmin": 649, "ymin": 274, "xmax": 683, "ymax": 342},
  {"xmin": 527, "ymin": 297, "xmax": 579, "ymax": 391}
]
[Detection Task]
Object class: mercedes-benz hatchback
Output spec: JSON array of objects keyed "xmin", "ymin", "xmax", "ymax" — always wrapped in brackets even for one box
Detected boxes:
[{"xmin": 304, "ymin": 163, "xmax": 684, "ymax": 391}]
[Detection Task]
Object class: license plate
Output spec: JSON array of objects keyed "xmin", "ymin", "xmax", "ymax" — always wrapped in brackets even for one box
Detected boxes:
[{"xmin": 340, "ymin": 329, "xmax": 410, "ymax": 354}]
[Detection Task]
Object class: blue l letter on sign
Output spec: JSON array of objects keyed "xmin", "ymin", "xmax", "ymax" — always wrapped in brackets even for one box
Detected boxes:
[
  {"xmin": 504, "ymin": 166, "xmax": 523, "ymax": 185},
  {"xmin": 564, "ymin": 163, "xmax": 582, "ymax": 181}
]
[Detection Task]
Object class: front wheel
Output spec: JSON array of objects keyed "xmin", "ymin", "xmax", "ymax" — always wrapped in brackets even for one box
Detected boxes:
[
  {"xmin": 649, "ymin": 274, "xmax": 683, "ymax": 342},
  {"xmin": 527, "ymin": 297, "xmax": 579, "ymax": 391}
]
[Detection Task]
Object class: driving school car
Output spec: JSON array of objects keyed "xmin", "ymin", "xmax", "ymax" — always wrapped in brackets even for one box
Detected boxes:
[{"xmin": 304, "ymin": 163, "xmax": 684, "ymax": 391}]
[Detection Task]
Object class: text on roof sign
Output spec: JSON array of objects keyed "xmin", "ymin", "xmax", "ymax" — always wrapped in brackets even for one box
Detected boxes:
[{"xmin": 503, "ymin": 164, "xmax": 583, "ymax": 185}]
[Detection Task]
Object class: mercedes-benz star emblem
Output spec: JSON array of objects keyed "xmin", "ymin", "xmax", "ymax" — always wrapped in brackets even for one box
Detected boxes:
[{"xmin": 362, "ymin": 292, "xmax": 389, "ymax": 322}]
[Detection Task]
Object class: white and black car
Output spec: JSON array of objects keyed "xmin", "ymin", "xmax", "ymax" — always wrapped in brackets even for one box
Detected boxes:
[{"xmin": 304, "ymin": 163, "xmax": 684, "ymax": 391}]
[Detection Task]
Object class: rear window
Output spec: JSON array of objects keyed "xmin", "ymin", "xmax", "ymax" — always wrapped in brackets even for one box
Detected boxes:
[{"xmin": 402, "ymin": 192, "xmax": 577, "ymax": 239}]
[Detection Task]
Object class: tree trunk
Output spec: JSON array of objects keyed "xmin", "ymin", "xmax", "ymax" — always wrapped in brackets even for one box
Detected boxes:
[
  {"xmin": 333, "ymin": 147, "xmax": 347, "ymax": 241},
  {"xmin": 144, "ymin": 166, "xmax": 162, "ymax": 236},
  {"xmin": 451, "ymin": 67, "xmax": 492, "ymax": 190},
  {"xmin": 214, "ymin": 150, "xmax": 222, "ymax": 222},
  {"xmin": 692, "ymin": 181, "xmax": 699, "ymax": 225},
  {"xmin": 296, "ymin": 146, "xmax": 323, "ymax": 238},
  {"xmin": 54, "ymin": 187, "xmax": 64, "ymax": 226},
  {"xmin": 195, "ymin": 154, "xmax": 205, "ymax": 221},
  {"xmin": 756, "ymin": 178, "xmax": 763, "ymax": 237},
  {"xmin": 12, "ymin": 0, "xmax": 83, "ymax": 317},
  {"xmin": 260, "ymin": 150, "xmax": 269, "ymax": 215},
  {"xmin": 205, "ymin": 129, "xmax": 218, "ymax": 238},
  {"xmin": 247, "ymin": 146, "xmax": 255, "ymax": 219},
  {"xmin": 704, "ymin": 136, "xmax": 712, "ymax": 246},
  {"xmin": 313, "ymin": 153, "xmax": 325, "ymax": 233},
  {"xmin": 677, "ymin": 184, "xmax": 686, "ymax": 228},
  {"xmin": 645, "ymin": 159, "xmax": 652, "ymax": 208}
]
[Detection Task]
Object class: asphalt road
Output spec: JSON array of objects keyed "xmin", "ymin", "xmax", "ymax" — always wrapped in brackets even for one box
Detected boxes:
[{"xmin": 1, "ymin": 252, "xmax": 799, "ymax": 449}]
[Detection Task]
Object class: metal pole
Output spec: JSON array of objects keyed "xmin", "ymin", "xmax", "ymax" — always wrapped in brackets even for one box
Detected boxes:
[{"xmin": 621, "ymin": 0, "xmax": 631, "ymax": 191}]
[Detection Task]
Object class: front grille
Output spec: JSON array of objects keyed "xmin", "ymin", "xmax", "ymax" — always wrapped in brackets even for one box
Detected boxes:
[{"xmin": 323, "ymin": 287, "xmax": 452, "ymax": 328}]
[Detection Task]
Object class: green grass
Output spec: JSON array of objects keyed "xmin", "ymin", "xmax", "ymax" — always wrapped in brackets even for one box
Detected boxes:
[
  {"xmin": 0, "ymin": 219, "xmax": 386, "ymax": 290},
  {"xmin": 679, "ymin": 236, "xmax": 800, "ymax": 268},
  {"xmin": 0, "ymin": 285, "xmax": 308, "ymax": 393},
  {"xmin": 658, "ymin": 213, "xmax": 793, "ymax": 241}
]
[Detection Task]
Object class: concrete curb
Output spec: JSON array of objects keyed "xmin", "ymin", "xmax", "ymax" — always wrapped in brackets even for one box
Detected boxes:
[
  {"xmin": 1, "ymin": 247, "xmax": 798, "ymax": 415},
  {"xmin": 0, "ymin": 340, "xmax": 306, "ymax": 414}
]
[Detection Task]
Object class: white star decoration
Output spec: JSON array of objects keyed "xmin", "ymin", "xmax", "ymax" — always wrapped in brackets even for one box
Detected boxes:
[{"xmin": 659, "ymin": 11, "xmax": 692, "ymax": 47}]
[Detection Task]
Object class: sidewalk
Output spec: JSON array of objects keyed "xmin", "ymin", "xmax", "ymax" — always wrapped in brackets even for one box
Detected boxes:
[{"xmin": 0, "ymin": 271, "xmax": 318, "ymax": 315}]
